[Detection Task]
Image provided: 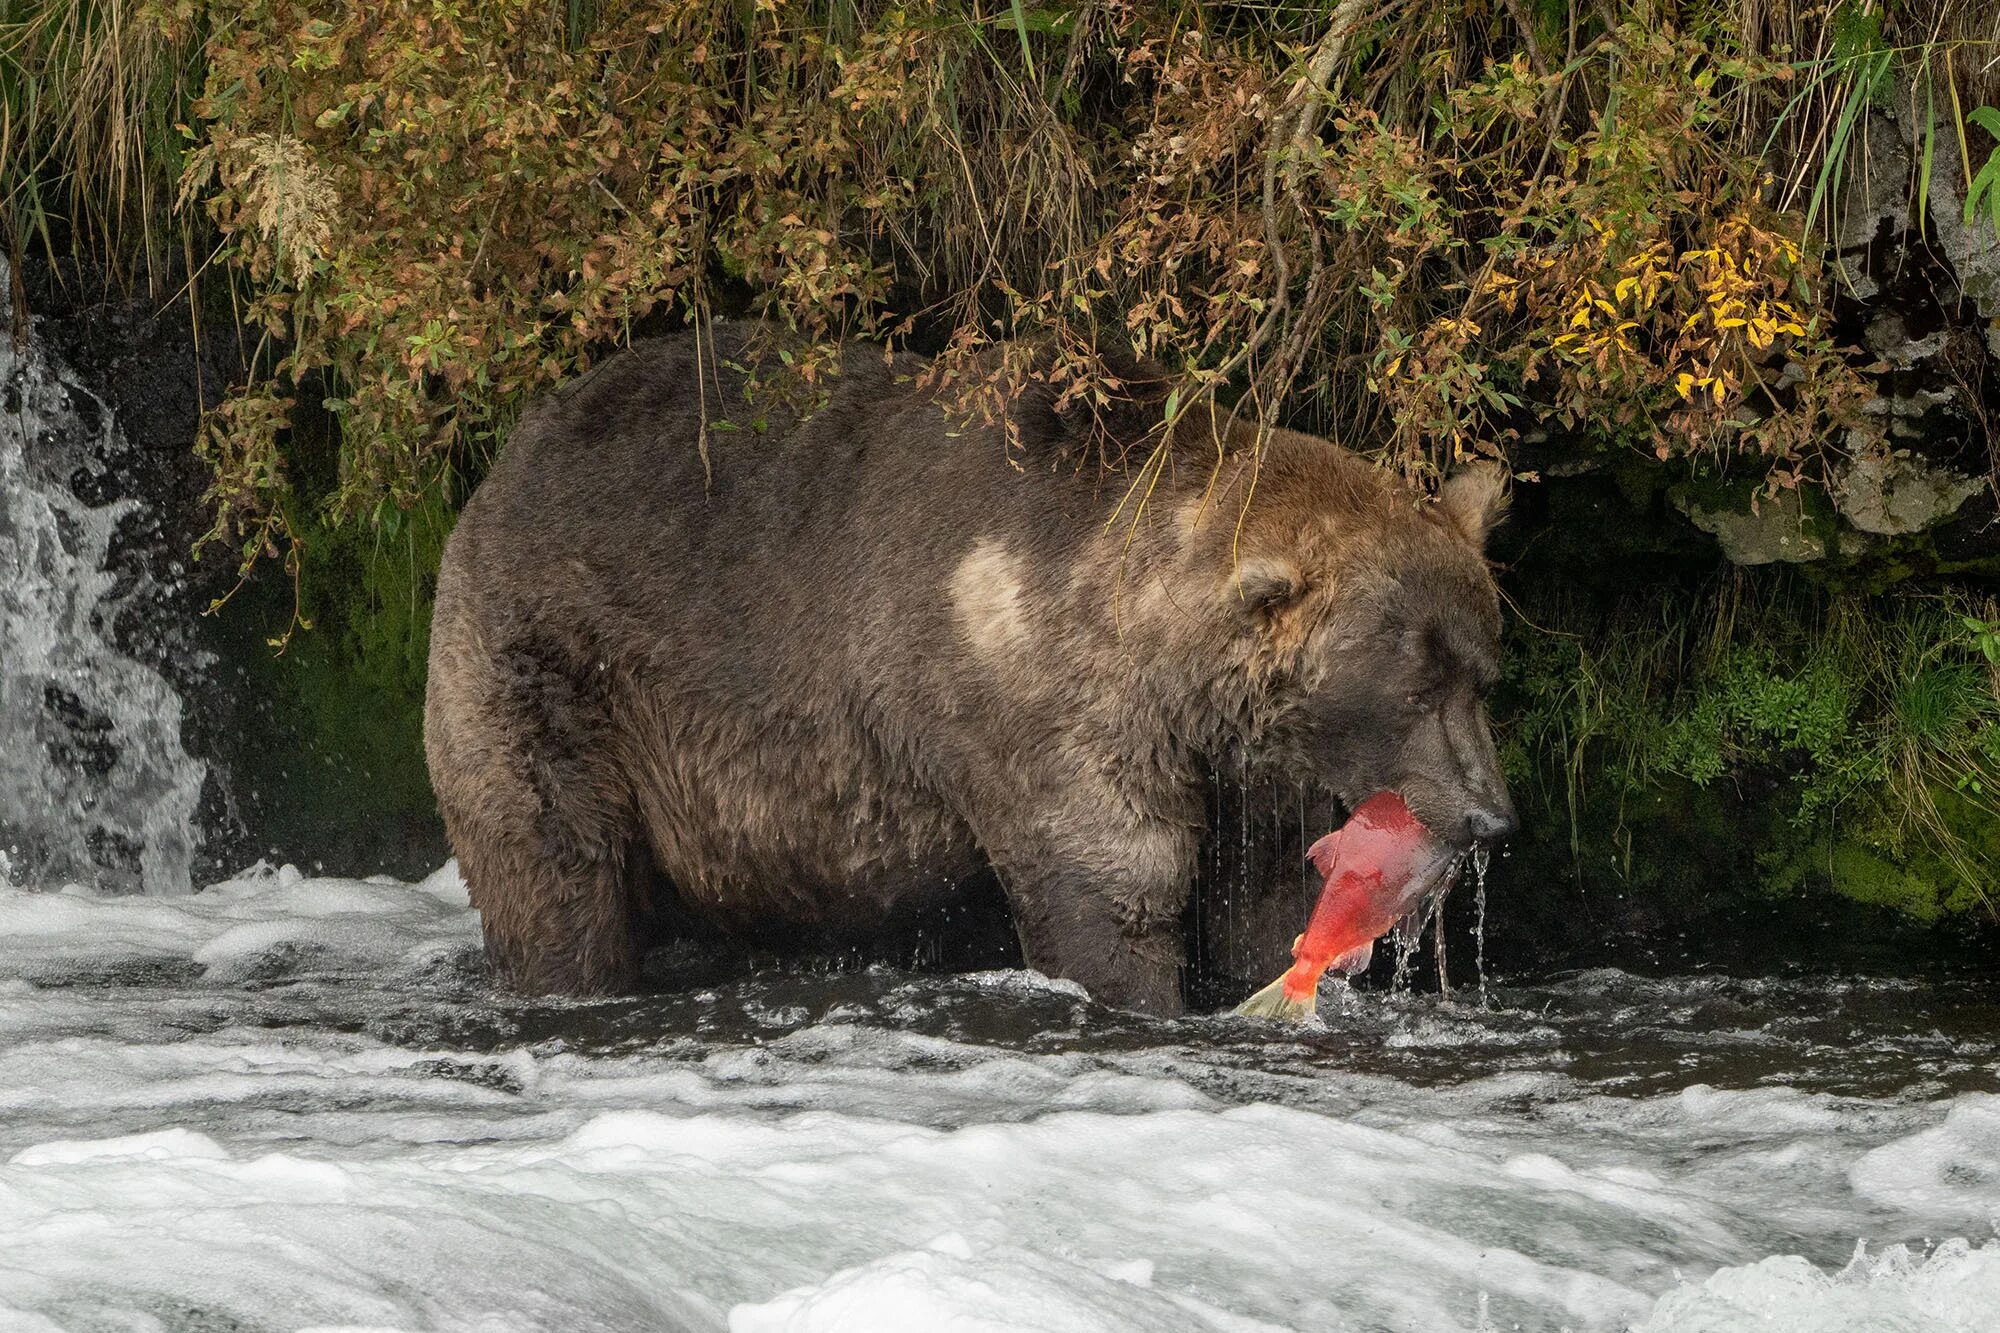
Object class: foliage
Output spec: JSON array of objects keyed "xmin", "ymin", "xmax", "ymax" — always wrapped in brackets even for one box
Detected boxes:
[
  {"xmin": 1499, "ymin": 575, "xmax": 2000, "ymax": 915},
  {"xmin": 3, "ymin": 0, "xmax": 1992, "ymax": 593},
  {"xmin": 1964, "ymin": 105, "xmax": 2000, "ymax": 237}
]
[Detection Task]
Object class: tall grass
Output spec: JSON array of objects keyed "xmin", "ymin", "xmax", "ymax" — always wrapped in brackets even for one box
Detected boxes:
[
  {"xmin": 1501, "ymin": 574, "xmax": 2000, "ymax": 914},
  {"xmin": 0, "ymin": 1, "xmax": 205, "ymax": 301}
]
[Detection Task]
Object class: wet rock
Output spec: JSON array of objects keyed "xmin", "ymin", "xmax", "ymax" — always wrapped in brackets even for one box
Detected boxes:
[
  {"xmin": 1845, "ymin": 102, "xmax": 2000, "ymax": 320},
  {"xmin": 1863, "ymin": 312, "xmax": 1948, "ymax": 370},
  {"xmin": 1834, "ymin": 449, "xmax": 1983, "ymax": 536},
  {"xmin": 1672, "ymin": 483, "xmax": 1829, "ymax": 565},
  {"xmin": 17, "ymin": 259, "xmax": 448, "ymax": 883}
]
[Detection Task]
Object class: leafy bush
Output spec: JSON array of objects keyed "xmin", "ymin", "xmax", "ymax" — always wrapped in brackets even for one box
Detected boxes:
[
  {"xmin": 1499, "ymin": 577, "xmax": 2000, "ymax": 914},
  {"xmin": 4, "ymin": 0, "xmax": 1990, "ymax": 591}
]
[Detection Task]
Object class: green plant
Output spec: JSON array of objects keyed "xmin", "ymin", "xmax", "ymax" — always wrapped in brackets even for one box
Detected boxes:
[
  {"xmin": 1499, "ymin": 576, "xmax": 2000, "ymax": 917},
  {"xmin": 1963, "ymin": 105, "xmax": 2000, "ymax": 239},
  {"xmin": 0, "ymin": 0, "xmax": 209, "ymax": 302}
]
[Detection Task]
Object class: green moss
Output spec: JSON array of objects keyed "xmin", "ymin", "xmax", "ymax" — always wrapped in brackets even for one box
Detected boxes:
[
  {"xmin": 1497, "ymin": 573, "xmax": 2000, "ymax": 933},
  {"xmin": 208, "ymin": 492, "xmax": 453, "ymax": 874},
  {"xmin": 1814, "ymin": 842, "xmax": 1942, "ymax": 921},
  {"xmin": 287, "ymin": 493, "xmax": 453, "ymax": 819}
]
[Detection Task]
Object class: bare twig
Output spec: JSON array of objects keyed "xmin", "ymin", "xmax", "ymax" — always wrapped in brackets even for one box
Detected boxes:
[{"xmin": 1213, "ymin": 0, "xmax": 1372, "ymax": 389}]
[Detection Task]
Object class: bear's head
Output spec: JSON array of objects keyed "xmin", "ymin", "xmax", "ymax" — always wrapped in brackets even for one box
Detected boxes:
[{"xmin": 1180, "ymin": 427, "xmax": 1516, "ymax": 851}]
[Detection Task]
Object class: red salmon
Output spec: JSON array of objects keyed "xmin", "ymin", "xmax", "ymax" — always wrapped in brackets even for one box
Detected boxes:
[{"xmin": 1234, "ymin": 792, "xmax": 1457, "ymax": 1021}]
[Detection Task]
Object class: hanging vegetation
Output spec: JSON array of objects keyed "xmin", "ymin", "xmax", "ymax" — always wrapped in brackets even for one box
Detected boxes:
[{"xmin": 5, "ymin": 0, "xmax": 2000, "ymax": 919}]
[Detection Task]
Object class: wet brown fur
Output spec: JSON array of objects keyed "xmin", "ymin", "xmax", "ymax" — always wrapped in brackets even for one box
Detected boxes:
[{"xmin": 425, "ymin": 329, "xmax": 1514, "ymax": 1013}]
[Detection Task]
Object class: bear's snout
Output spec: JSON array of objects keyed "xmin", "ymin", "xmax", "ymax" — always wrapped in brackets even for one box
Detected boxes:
[{"xmin": 1463, "ymin": 800, "xmax": 1517, "ymax": 846}]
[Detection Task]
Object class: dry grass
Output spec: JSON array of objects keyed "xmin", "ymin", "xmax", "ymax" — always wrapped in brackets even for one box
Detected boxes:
[
  {"xmin": 0, "ymin": 0, "xmax": 204, "ymax": 300},
  {"xmin": 3, "ymin": 1, "xmax": 1996, "ymax": 565}
]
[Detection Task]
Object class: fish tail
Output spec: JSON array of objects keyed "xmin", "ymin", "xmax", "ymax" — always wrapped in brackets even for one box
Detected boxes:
[{"xmin": 1232, "ymin": 974, "xmax": 1318, "ymax": 1022}]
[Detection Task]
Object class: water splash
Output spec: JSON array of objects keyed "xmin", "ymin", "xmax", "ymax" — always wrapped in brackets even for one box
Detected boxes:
[
  {"xmin": 0, "ymin": 261, "xmax": 206, "ymax": 893},
  {"xmin": 1389, "ymin": 896, "xmax": 1427, "ymax": 992},
  {"xmin": 1472, "ymin": 844, "xmax": 1491, "ymax": 1007},
  {"xmin": 1388, "ymin": 852, "xmax": 1462, "ymax": 995}
]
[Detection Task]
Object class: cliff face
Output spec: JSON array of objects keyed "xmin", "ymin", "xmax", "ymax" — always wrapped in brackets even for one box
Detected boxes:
[{"xmin": 1484, "ymin": 101, "xmax": 2000, "ymax": 956}]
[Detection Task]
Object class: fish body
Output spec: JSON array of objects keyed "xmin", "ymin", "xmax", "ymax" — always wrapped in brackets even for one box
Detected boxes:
[{"xmin": 1234, "ymin": 792, "xmax": 1455, "ymax": 1021}]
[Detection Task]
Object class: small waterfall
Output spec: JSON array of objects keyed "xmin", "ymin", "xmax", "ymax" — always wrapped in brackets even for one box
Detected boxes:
[{"xmin": 0, "ymin": 261, "xmax": 206, "ymax": 893}]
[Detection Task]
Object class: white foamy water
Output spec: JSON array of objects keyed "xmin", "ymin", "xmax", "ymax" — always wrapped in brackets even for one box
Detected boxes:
[
  {"xmin": 0, "ymin": 258, "xmax": 206, "ymax": 895},
  {"xmin": 1, "ymin": 864, "xmax": 1997, "ymax": 1332}
]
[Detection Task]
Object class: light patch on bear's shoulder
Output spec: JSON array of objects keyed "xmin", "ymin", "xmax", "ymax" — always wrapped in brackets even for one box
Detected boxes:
[{"xmin": 951, "ymin": 538, "xmax": 1032, "ymax": 657}]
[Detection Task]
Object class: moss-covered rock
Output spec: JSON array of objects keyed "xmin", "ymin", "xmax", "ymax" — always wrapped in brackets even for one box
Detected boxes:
[
  {"xmin": 204, "ymin": 494, "xmax": 451, "ymax": 878},
  {"xmin": 1669, "ymin": 476, "xmax": 1836, "ymax": 566}
]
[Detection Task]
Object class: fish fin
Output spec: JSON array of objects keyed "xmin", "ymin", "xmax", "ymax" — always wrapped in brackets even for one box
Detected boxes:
[
  {"xmin": 1305, "ymin": 828, "xmax": 1344, "ymax": 878},
  {"xmin": 1233, "ymin": 974, "xmax": 1318, "ymax": 1022},
  {"xmin": 1331, "ymin": 940, "xmax": 1374, "ymax": 976}
]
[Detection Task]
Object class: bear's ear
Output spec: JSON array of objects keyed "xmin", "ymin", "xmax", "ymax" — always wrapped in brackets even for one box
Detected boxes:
[
  {"xmin": 1437, "ymin": 463, "xmax": 1510, "ymax": 549},
  {"xmin": 1231, "ymin": 555, "xmax": 1307, "ymax": 625}
]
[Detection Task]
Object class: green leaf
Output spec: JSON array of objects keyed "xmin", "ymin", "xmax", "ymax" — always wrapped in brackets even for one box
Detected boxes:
[
  {"xmin": 1829, "ymin": 0, "xmax": 1883, "ymax": 64},
  {"xmin": 1917, "ymin": 77, "xmax": 1936, "ymax": 238},
  {"xmin": 1964, "ymin": 153, "xmax": 2000, "ymax": 231},
  {"xmin": 1009, "ymin": 0, "xmax": 1037, "ymax": 82},
  {"xmin": 1961, "ymin": 107, "xmax": 2000, "ymax": 239},
  {"xmin": 1806, "ymin": 50, "xmax": 1890, "ymax": 243}
]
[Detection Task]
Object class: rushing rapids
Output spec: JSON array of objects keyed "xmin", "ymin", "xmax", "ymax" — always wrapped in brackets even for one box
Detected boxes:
[{"xmin": 1, "ymin": 863, "xmax": 1996, "ymax": 1332}]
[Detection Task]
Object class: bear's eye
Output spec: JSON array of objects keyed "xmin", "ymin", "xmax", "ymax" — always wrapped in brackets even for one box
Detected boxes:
[{"xmin": 1405, "ymin": 691, "xmax": 1438, "ymax": 715}]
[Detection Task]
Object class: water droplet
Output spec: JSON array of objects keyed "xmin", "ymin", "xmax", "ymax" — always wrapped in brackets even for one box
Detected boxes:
[{"xmin": 1472, "ymin": 844, "xmax": 1491, "ymax": 1009}]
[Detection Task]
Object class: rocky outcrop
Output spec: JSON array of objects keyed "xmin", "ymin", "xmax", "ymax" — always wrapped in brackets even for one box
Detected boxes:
[
  {"xmin": 1834, "ymin": 449, "xmax": 1985, "ymax": 537},
  {"xmin": 1674, "ymin": 484, "xmax": 1829, "ymax": 565},
  {"xmin": 1661, "ymin": 92, "xmax": 2000, "ymax": 572}
]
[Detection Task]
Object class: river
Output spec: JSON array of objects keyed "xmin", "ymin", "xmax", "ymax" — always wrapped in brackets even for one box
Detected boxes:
[{"xmin": 2, "ymin": 863, "xmax": 1995, "ymax": 1332}]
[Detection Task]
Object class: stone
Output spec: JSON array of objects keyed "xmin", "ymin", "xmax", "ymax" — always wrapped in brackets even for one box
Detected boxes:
[
  {"xmin": 1833, "ymin": 449, "xmax": 1983, "ymax": 537},
  {"xmin": 1674, "ymin": 484, "xmax": 1827, "ymax": 565},
  {"xmin": 1862, "ymin": 312, "xmax": 1947, "ymax": 369}
]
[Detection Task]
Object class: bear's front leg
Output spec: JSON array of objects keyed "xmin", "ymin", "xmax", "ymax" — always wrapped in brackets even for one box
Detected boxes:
[{"xmin": 985, "ymin": 821, "xmax": 1194, "ymax": 1016}]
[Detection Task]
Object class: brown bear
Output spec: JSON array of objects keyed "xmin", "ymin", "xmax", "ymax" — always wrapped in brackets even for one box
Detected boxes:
[{"xmin": 423, "ymin": 327, "xmax": 1515, "ymax": 1014}]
